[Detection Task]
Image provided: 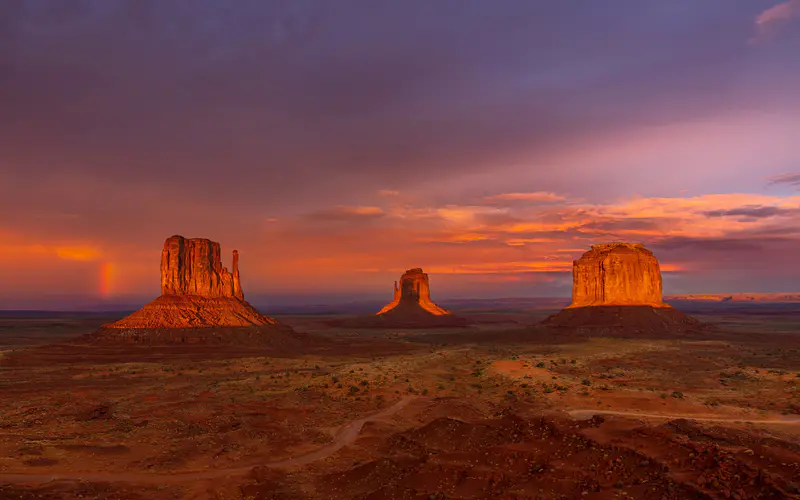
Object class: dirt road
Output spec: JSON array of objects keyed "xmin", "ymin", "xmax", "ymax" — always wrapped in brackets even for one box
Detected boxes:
[
  {"xmin": 568, "ymin": 408, "xmax": 800, "ymax": 425},
  {"xmin": 0, "ymin": 396, "xmax": 417, "ymax": 485}
]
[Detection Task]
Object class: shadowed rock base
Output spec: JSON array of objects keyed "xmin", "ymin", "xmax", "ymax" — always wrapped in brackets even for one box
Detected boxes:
[
  {"xmin": 82, "ymin": 296, "xmax": 297, "ymax": 346},
  {"xmin": 338, "ymin": 267, "xmax": 470, "ymax": 328},
  {"xmin": 335, "ymin": 309, "xmax": 472, "ymax": 329},
  {"xmin": 100, "ymin": 296, "xmax": 277, "ymax": 329},
  {"xmin": 83, "ymin": 324, "xmax": 304, "ymax": 346},
  {"xmin": 541, "ymin": 305, "xmax": 712, "ymax": 335}
]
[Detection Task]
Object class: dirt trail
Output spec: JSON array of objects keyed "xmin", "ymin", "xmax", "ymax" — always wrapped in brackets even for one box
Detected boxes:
[
  {"xmin": 568, "ymin": 408, "xmax": 800, "ymax": 425},
  {"xmin": 0, "ymin": 396, "xmax": 417, "ymax": 485}
]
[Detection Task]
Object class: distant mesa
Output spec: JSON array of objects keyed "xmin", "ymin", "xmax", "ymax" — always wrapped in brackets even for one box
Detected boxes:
[
  {"xmin": 336, "ymin": 268, "xmax": 470, "ymax": 328},
  {"xmin": 86, "ymin": 235, "xmax": 294, "ymax": 345},
  {"xmin": 377, "ymin": 268, "xmax": 450, "ymax": 316},
  {"xmin": 543, "ymin": 243, "xmax": 707, "ymax": 334},
  {"xmin": 666, "ymin": 293, "xmax": 800, "ymax": 303}
]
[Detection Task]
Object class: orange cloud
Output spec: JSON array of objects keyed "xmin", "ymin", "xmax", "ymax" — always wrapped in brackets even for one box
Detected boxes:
[
  {"xmin": 427, "ymin": 260, "xmax": 572, "ymax": 275},
  {"xmin": 485, "ymin": 192, "xmax": 566, "ymax": 203},
  {"xmin": 5, "ymin": 189, "xmax": 800, "ymax": 301},
  {"xmin": 56, "ymin": 246, "xmax": 102, "ymax": 261},
  {"xmin": 305, "ymin": 205, "xmax": 386, "ymax": 221},
  {"xmin": 505, "ymin": 238, "xmax": 558, "ymax": 246},
  {"xmin": 258, "ymin": 191, "xmax": 800, "ymax": 292}
]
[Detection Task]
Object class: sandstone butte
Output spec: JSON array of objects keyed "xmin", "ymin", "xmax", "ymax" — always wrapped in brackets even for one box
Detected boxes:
[
  {"xmin": 377, "ymin": 268, "xmax": 450, "ymax": 316},
  {"xmin": 544, "ymin": 242, "xmax": 706, "ymax": 333},
  {"xmin": 569, "ymin": 243, "xmax": 666, "ymax": 308},
  {"xmin": 95, "ymin": 236, "xmax": 278, "ymax": 334},
  {"xmin": 334, "ymin": 268, "xmax": 469, "ymax": 328}
]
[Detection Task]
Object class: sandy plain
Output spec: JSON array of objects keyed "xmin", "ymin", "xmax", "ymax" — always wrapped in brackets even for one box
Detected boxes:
[{"xmin": 1, "ymin": 300, "xmax": 799, "ymax": 499}]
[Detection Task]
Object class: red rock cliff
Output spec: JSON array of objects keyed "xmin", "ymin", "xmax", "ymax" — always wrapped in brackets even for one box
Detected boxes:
[
  {"xmin": 569, "ymin": 243, "xmax": 665, "ymax": 308},
  {"xmin": 161, "ymin": 235, "xmax": 244, "ymax": 300},
  {"xmin": 378, "ymin": 268, "xmax": 449, "ymax": 316}
]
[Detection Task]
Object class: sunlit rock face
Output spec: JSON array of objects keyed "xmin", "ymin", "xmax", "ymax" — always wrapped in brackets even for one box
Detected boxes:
[
  {"xmin": 378, "ymin": 268, "xmax": 450, "ymax": 316},
  {"xmin": 541, "ymin": 243, "xmax": 710, "ymax": 334},
  {"xmin": 94, "ymin": 236, "xmax": 277, "ymax": 335},
  {"xmin": 569, "ymin": 243, "xmax": 665, "ymax": 308},
  {"xmin": 161, "ymin": 235, "xmax": 243, "ymax": 300}
]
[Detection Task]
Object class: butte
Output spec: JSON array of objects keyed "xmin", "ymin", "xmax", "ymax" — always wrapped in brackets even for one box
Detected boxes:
[
  {"xmin": 542, "ymin": 243, "xmax": 707, "ymax": 335},
  {"xmin": 339, "ymin": 268, "xmax": 470, "ymax": 328},
  {"xmin": 86, "ymin": 235, "xmax": 297, "ymax": 345}
]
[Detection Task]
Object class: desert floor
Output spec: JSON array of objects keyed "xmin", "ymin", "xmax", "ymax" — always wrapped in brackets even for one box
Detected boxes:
[{"xmin": 1, "ymin": 302, "xmax": 799, "ymax": 499}]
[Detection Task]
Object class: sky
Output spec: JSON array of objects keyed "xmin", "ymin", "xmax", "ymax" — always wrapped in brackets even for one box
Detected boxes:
[{"xmin": 2, "ymin": 0, "xmax": 800, "ymax": 310}]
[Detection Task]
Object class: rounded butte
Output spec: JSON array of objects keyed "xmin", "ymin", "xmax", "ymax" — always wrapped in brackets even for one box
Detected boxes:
[{"xmin": 543, "ymin": 242, "xmax": 707, "ymax": 334}]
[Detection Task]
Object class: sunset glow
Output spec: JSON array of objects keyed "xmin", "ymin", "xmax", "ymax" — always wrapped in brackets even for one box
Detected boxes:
[
  {"xmin": 99, "ymin": 262, "xmax": 115, "ymax": 298},
  {"xmin": 1, "ymin": 1, "xmax": 800, "ymax": 309}
]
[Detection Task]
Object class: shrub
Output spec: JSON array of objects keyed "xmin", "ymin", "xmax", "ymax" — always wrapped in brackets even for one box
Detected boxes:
[
  {"xmin": 671, "ymin": 391, "xmax": 684, "ymax": 399},
  {"xmin": 581, "ymin": 379, "xmax": 592, "ymax": 386}
]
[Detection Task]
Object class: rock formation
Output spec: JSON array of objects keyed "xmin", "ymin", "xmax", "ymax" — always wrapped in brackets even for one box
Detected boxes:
[
  {"xmin": 377, "ymin": 268, "xmax": 450, "ymax": 316},
  {"xmin": 86, "ymin": 236, "xmax": 289, "ymax": 345},
  {"xmin": 569, "ymin": 243, "xmax": 665, "ymax": 308},
  {"xmin": 542, "ymin": 242, "xmax": 709, "ymax": 335},
  {"xmin": 334, "ymin": 268, "xmax": 469, "ymax": 328},
  {"xmin": 161, "ymin": 236, "xmax": 243, "ymax": 300}
]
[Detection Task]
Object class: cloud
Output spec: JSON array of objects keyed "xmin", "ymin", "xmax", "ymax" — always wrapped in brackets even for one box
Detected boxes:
[
  {"xmin": 56, "ymin": 246, "xmax": 103, "ymax": 261},
  {"xmin": 3, "ymin": 2, "xmax": 800, "ymax": 305},
  {"xmin": 702, "ymin": 205, "xmax": 798, "ymax": 218},
  {"xmin": 753, "ymin": 0, "xmax": 800, "ymax": 41},
  {"xmin": 426, "ymin": 261, "xmax": 573, "ymax": 275},
  {"xmin": 767, "ymin": 172, "xmax": 800, "ymax": 186},
  {"xmin": 304, "ymin": 205, "xmax": 386, "ymax": 221},
  {"xmin": 485, "ymin": 192, "xmax": 566, "ymax": 203},
  {"xmin": 271, "ymin": 192, "xmax": 800, "ymax": 284}
]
